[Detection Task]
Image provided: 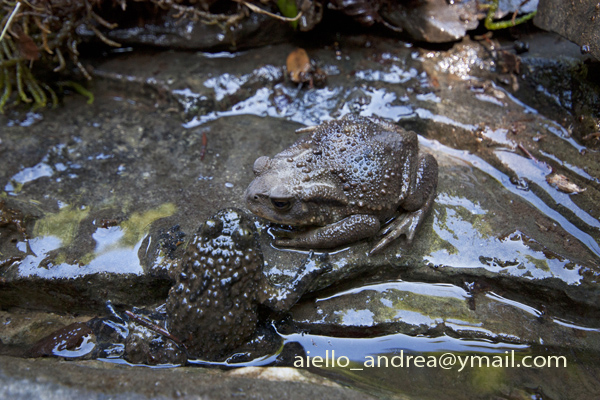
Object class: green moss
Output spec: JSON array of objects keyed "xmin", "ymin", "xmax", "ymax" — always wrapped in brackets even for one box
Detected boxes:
[
  {"xmin": 524, "ymin": 254, "xmax": 550, "ymax": 271},
  {"xmin": 387, "ymin": 292, "xmax": 476, "ymax": 324},
  {"xmin": 455, "ymin": 207, "xmax": 494, "ymax": 239},
  {"xmin": 52, "ymin": 252, "xmax": 67, "ymax": 266},
  {"xmin": 78, "ymin": 252, "xmax": 96, "ymax": 266},
  {"xmin": 342, "ymin": 289, "xmax": 477, "ymax": 326},
  {"xmin": 7, "ymin": 181, "xmax": 23, "ymax": 194},
  {"xmin": 33, "ymin": 206, "xmax": 89, "ymax": 246},
  {"xmin": 119, "ymin": 203, "xmax": 177, "ymax": 247},
  {"xmin": 471, "ymin": 365, "xmax": 506, "ymax": 394},
  {"xmin": 426, "ymin": 207, "xmax": 459, "ymax": 256}
]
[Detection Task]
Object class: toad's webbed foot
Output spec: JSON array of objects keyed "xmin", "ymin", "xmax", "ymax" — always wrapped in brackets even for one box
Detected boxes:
[{"xmin": 369, "ymin": 189, "xmax": 436, "ymax": 256}]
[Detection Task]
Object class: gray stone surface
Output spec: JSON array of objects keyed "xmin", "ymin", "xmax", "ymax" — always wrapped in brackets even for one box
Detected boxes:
[
  {"xmin": 2, "ymin": 33, "xmax": 599, "ymax": 312},
  {"xmin": 290, "ymin": 280, "xmax": 600, "ymax": 350},
  {"xmin": 381, "ymin": 0, "xmax": 480, "ymax": 43},
  {"xmin": 0, "ymin": 356, "xmax": 375, "ymax": 400},
  {"xmin": 535, "ymin": 0, "xmax": 600, "ymax": 61},
  {"xmin": 99, "ymin": 11, "xmax": 293, "ymax": 51}
]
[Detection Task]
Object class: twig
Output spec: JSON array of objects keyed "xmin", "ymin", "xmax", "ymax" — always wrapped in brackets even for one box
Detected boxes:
[
  {"xmin": 0, "ymin": 2, "xmax": 21, "ymax": 42},
  {"xmin": 91, "ymin": 10, "xmax": 118, "ymax": 29},
  {"xmin": 53, "ymin": 47, "xmax": 65, "ymax": 71},
  {"xmin": 146, "ymin": 0, "xmax": 234, "ymax": 22},
  {"xmin": 87, "ymin": 23, "xmax": 121, "ymax": 47},
  {"xmin": 234, "ymin": 0, "xmax": 303, "ymax": 22},
  {"xmin": 517, "ymin": 143, "xmax": 537, "ymax": 162},
  {"xmin": 582, "ymin": 132, "xmax": 600, "ymax": 140},
  {"xmin": 124, "ymin": 310, "xmax": 186, "ymax": 349},
  {"xmin": 200, "ymin": 131, "xmax": 208, "ymax": 161}
]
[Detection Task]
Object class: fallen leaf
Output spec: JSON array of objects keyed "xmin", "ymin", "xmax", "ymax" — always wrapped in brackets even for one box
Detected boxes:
[
  {"xmin": 546, "ymin": 173, "xmax": 586, "ymax": 194},
  {"xmin": 12, "ymin": 26, "xmax": 40, "ymax": 61},
  {"xmin": 286, "ymin": 48, "xmax": 311, "ymax": 83}
]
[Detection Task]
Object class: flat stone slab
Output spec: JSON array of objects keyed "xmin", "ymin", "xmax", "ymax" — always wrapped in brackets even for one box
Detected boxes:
[
  {"xmin": 0, "ymin": 356, "xmax": 374, "ymax": 400},
  {"xmin": 290, "ymin": 280, "xmax": 600, "ymax": 351},
  {"xmin": 1, "ymin": 34, "xmax": 599, "ymax": 316}
]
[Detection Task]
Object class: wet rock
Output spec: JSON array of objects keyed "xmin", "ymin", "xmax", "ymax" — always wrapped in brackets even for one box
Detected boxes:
[
  {"xmin": 0, "ymin": 356, "xmax": 375, "ymax": 400},
  {"xmin": 289, "ymin": 280, "xmax": 600, "ymax": 351},
  {"xmin": 25, "ymin": 322, "xmax": 96, "ymax": 359},
  {"xmin": 510, "ymin": 33, "xmax": 600, "ymax": 148},
  {"xmin": 0, "ymin": 310, "xmax": 91, "ymax": 356},
  {"xmin": 95, "ymin": 9, "xmax": 293, "ymax": 50},
  {"xmin": 380, "ymin": 0, "xmax": 480, "ymax": 43},
  {"xmin": 0, "ymin": 109, "xmax": 302, "ymax": 312},
  {"xmin": 378, "ymin": 0, "xmax": 538, "ymax": 43},
  {"xmin": 2, "ymin": 35, "xmax": 599, "ymax": 317},
  {"xmin": 535, "ymin": 0, "xmax": 600, "ymax": 61},
  {"xmin": 497, "ymin": 0, "xmax": 538, "ymax": 15},
  {"xmin": 260, "ymin": 143, "xmax": 600, "ymax": 315},
  {"xmin": 89, "ymin": 0, "xmax": 541, "ymax": 47}
]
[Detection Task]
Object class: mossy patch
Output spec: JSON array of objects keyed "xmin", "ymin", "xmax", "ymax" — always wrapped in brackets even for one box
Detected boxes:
[
  {"xmin": 33, "ymin": 206, "xmax": 89, "ymax": 246},
  {"xmin": 524, "ymin": 254, "xmax": 550, "ymax": 272},
  {"xmin": 382, "ymin": 291, "xmax": 476, "ymax": 324},
  {"xmin": 119, "ymin": 202, "xmax": 177, "ymax": 248},
  {"xmin": 471, "ymin": 365, "xmax": 507, "ymax": 394}
]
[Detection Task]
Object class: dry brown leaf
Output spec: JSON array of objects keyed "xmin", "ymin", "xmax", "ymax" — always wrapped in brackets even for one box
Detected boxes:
[
  {"xmin": 546, "ymin": 173, "xmax": 586, "ymax": 194},
  {"xmin": 286, "ymin": 48, "xmax": 312, "ymax": 83},
  {"xmin": 12, "ymin": 25, "xmax": 40, "ymax": 61}
]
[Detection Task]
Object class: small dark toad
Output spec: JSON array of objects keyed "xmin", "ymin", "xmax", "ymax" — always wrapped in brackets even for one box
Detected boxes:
[
  {"xmin": 27, "ymin": 209, "xmax": 327, "ymax": 364},
  {"xmin": 245, "ymin": 115, "xmax": 438, "ymax": 254},
  {"xmin": 165, "ymin": 208, "xmax": 328, "ymax": 361}
]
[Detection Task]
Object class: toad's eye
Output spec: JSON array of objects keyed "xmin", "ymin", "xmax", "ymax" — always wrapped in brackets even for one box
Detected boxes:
[{"xmin": 270, "ymin": 198, "xmax": 292, "ymax": 212}]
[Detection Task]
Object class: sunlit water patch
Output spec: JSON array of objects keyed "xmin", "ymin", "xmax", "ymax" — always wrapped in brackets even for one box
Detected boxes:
[
  {"xmin": 428, "ymin": 208, "xmax": 584, "ymax": 284},
  {"xmin": 354, "ymin": 65, "xmax": 418, "ymax": 84},
  {"xmin": 421, "ymin": 138, "xmax": 600, "ymax": 258},
  {"xmin": 17, "ymin": 232, "xmax": 145, "ymax": 278},
  {"xmin": 495, "ymin": 149, "xmax": 599, "ymax": 230}
]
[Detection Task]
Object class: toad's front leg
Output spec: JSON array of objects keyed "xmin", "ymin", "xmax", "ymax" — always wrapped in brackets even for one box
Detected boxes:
[{"xmin": 275, "ymin": 214, "xmax": 380, "ymax": 249}]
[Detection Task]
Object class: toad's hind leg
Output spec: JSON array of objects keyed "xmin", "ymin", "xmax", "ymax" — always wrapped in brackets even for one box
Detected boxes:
[{"xmin": 370, "ymin": 153, "xmax": 438, "ymax": 255}]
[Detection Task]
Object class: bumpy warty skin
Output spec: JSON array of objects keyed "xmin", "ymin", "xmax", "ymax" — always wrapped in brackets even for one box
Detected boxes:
[
  {"xmin": 246, "ymin": 115, "xmax": 407, "ymax": 224},
  {"xmin": 245, "ymin": 114, "xmax": 438, "ymax": 251},
  {"xmin": 165, "ymin": 209, "xmax": 263, "ymax": 361}
]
